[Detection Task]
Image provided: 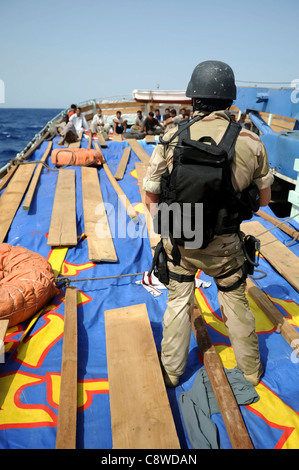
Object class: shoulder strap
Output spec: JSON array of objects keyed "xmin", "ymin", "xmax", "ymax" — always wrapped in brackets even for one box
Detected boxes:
[
  {"xmin": 217, "ymin": 121, "xmax": 241, "ymax": 161},
  {"xmin": 158, "ymin": 114, "xmax": 203, "ymax": 146}
]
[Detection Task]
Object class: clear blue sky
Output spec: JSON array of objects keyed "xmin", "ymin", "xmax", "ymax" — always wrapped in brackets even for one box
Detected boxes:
[{"xmin": 0, "ymin": 0, "xmax": 298, "ymax": 108}]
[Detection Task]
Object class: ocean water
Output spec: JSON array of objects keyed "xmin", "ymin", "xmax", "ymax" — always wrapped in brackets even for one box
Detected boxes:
[{"xmin": 0, "ymin": 108, "xmax": 63, "ymax": 168}]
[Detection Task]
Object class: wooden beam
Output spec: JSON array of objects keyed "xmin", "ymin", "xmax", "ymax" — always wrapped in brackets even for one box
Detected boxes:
[
  {"xmin": 100, "ymin": 101, "xmax": 145, "ymax": 110},
  {"xmin": 97, "ymin": 132, "xmax": 107, "ymax": 148},
  {"xmin": 256, "ymin": 209, "xmax": 299, "ymax": 241},
  {"xmin": 81, "ymin": 167, "xmax": 117, "ymax": 262},
  {"xmin": 105, "ymin": 303, "xmax": 180, "ymax": 449},
  {"xmin": 0, "ymin": 165, "xmax": 18, "ymax": 192},
  {"xmin": 0, "ymin": 162, "xmax": 37, "ymax": 243},
  {"xmin": 135, "ymin": 162, "xmax": 160, "ymax": 253},
  {"xmin": 246, "ymin": 278, "xmax": 299, "ymax": 356},
  {"xmin": 145, "ymin": 135, "xmax": 156, "ymax": 144},
  {"xmin": 23, "ymin": 141, "xmax": 53, "ymax": 210},
  {"xmin": 241, "ymin": 220, "xmax": 299, "ymax": 292},
  {"xmin": 47, "ymin": 170, "xmax": 77, "ymax": 246},
  {"xmin": 114, "ymin": 147, "xmax": 131, "ymax": 180},
  {"xmin": 192, "ymin": 297, "xmax": 254, "ymax": 449},
  {"xmin": 87, "ymin": 131, "xmax": 92, "ymax": 150},
  {"xmin": 56, "ymin": 286, "xmax": 78, "ymax": 449},
  {"xmin": 127, "ymin": 139, "xmax": 150, "ymax": 164},
  {"xmin": 112, "ymin": 133, "xmax": 122, "ymax": 142},
  {"xmin": 0, "ymin": 320, "xmax": 9, "ymax": 342},
  {"xmin": 93, "ymin": 142, "xmax": 138, "ymax": 220}
]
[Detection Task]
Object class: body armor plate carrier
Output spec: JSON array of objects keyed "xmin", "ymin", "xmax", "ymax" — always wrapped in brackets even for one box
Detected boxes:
[{"xmin": 155, "ymin": 115, "xmax": 260, "ymax": 251}]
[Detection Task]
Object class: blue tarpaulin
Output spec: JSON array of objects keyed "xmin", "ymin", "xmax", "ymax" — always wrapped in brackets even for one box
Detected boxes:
[{"xmin": 1, "ymin": 133, "xmax": 299, "ymax": 449}]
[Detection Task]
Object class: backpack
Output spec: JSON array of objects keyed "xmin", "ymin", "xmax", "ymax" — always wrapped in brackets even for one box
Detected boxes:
[{"xmin": 155, "ymin": 115, "xmax": 260, "ymax": 251}]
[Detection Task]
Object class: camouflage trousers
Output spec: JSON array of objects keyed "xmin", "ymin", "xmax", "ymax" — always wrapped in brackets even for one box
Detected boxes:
[{"xmin": 161, "ymin": 234, "xmax": 262, "ymax": 379}]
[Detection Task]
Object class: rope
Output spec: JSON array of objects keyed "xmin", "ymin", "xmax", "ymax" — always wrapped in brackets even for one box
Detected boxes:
[
  {"xmin": 256, "ymin": 211, "xmax": 299, "ymax": 238},
  {"xmin": 55, "ymin": 272, "xmax": 145, "ymax": 288}
]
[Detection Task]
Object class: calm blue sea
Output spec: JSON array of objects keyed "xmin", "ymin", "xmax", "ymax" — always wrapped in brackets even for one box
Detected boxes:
[{"xmin": 0, "ymin": 108, "xmax": 63, "ymax": 168}]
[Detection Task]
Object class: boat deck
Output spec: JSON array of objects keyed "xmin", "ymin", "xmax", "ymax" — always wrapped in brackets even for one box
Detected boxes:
[{"xmin": 0, "ymin": 131, "xmax": 299, "ymax": 449}]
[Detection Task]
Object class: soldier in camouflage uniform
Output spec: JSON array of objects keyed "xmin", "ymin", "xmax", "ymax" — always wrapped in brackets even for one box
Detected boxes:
[{"xmin": 143, "ymin": 61, "xmax": 274, "ymax": 387}]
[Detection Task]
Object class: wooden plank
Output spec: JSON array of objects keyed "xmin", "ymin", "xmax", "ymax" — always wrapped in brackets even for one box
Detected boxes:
[
  {"xmin": 68, "ymin": 132, "xmax": 82, "ymax": 148},
  {"xmin": 23, "ymin": 141, "xmax": 53, "ymax": 210},
  {"xmin": 87, "ymin": 131, "xmax": 92, "ymax": 150},
  {"xmin": 0, "ymin": 165, "xmax": 18, "ymax": 192},
  {"xmin": 100, "ymin": 101, "xmax": 145, "ymax": 110},
  {"xmin": 56, "ymin": 286, "xmax": 78, "ymax": 449},
  {"xmin": 97, "ymin": 132, "xmax": 107, "ymax": 148},
  {"xmin": 246, "ymin": 278, "xmax": 299, "ymax": 356},
  {"xmin": 94, "ymin": 142, "xmax": 137, "ymax": 220},
  {"xmin": 114, "ymin": 147, "xmax": 131, "ymax": 180},
  {"xmin": 105, "ymin": 303, "xmax": 180, "ymax": 449},
  {"xmin": 192, "ymin": 297, "xmax": 254, "ymax": 449},
  {"xmin": 135, "ymin": 162, "xmax": 160, "ymax": 252},
  {"xmin": 47, "ymin": 170, "xmax": 77, "ymax": 246},
  {"xmin": 112, "ymin": 133, "xmax": 122, "ymax": 142},
  {"xmin": 145, "ymin": 135, "xmax": 156, "ymax": 144},
  {"xmin": 103, "ymin": 107, "xmax": 145, "ymax": 116},
  {"xmin": 0, "ymin": 320, "xmax": 9, "ymax": 341},
  {"xmin": 0, "ymin": 162, "xmax": 37, "ymax": 243},
  {"xmin": 256, "ymin": 209, "xmax": 299, "ymax": 240},
  {"xmin": 0, "ymin": 319, "xmax": 9, "ymax": 363},
  {"xmin": 127, "ymin": 139, "xmax": 150, "ymax": 164},
  {"xmin": 81, "ymin": 167, "xmax": 117, "ymax": 262},
  {"xmin": 241, "ymin": 220, "xmax": 299, "ymax": 292}
]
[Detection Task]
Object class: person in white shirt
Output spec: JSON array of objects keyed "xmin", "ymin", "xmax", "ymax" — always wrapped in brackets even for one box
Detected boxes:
[
  {"xmin": 131, "ymin": 110, "xmax": 145, "ymax": 133},
  {"xmin": 91, "ymin": 107, "xmax": 111, "ymax": 135},
  {"xmin": 69, "ymin": 107, "xmax": 89, "ymax": 133}
]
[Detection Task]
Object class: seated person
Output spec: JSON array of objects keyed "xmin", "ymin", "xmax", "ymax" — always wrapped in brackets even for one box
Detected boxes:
[
  {"xmin": 68, "ymin": 104, "xmax": 77, "ymax": 118},
  {"xmin": 131, "ymin": 110, "xmax": 145, "ymax": 133},
  {"xmin": 113, "ymin": 111, "xmax": 127, "ymax": 134},
  {"xmin": 155, "ymin": 108, "xmax": 161, "ymax": 121},
  {"xmin": 69, "ymin": 107, "xmax": 89, "ymax": 133},
  {"xmin": 162, "ymin": 108, "xmax": 170, "ymax": 122},
  {"xmin": 164, "ymin": 108, "xmax": 181, "ymax": 131},
  {"xmin": 143, "ymin": 112, "xmax": 164, "ymax": 135},
  {"xmin": 91, "ymin": 107, "xmax": 111, "ymax": 136}
]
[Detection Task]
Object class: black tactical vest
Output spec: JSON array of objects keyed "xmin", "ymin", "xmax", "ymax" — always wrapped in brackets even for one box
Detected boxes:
[{"xmin": 155, "ymin": 115, "xmax": 259, "ymax": 249}]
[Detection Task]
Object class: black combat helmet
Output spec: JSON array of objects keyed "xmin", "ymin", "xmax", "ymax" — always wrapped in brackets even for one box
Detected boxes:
[{"xmin": 186, "ymin": 60, "xmax": 236, "ymax": 101}]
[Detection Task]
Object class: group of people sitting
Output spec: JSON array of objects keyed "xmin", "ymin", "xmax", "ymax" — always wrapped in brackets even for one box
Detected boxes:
[
  {"xmin": 54, "ymin": 103, "xmax": 255, "ymax": 145},
  {"xmin": 130, "ymin": 107, "xmax": 193, "ymax": 137}
]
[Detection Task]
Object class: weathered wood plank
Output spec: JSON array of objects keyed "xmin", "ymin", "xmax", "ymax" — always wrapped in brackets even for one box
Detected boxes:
[
  {"xmin": 114, "ymin": 147, "xmax": 131, "ymax": 180},
  {"xmin": 23, "ymin": 141, "xmax": 53, "ymax": 210},
  {"xmin": 105, "ymin": 303, "xmax": 180, "ymax": 449},
  {"xmin": 0, "ymin": 162, "xmax": 37, "ymax": 243},
  {"xmin": 246, "ymin": 278, "xmax": 299, "ymax": 356},
  {"xmin": 97, "ymin": 132, "xmax": 107, "ymax": 148},
  {"xmin": 81, "ymin": 166, "xmax": 117, "ymax": 263},
  {"xmin": 56, "ymin": 286, "xmax": 78, "ymax": 449},
  {"xmin": 47, "ymin": 170, "xmax": 77, "ymax": 246},
  {"xmin": 192, "ymin": 297, "xmax": 254, "ymax": 449},
  {"xmin": 127, "ymin": 139, "xmax": 150, "ymax": 164},
  {"xmin": 94, "ymin": 142, "xmax": 137, "ymax": 220},
  {"xmin": 241, "ymin": 220, "xmax": 299, "ymax": 292},
  {"xmin": 135, "ymin": 162, "xmax": 160, "ymax": 252}
]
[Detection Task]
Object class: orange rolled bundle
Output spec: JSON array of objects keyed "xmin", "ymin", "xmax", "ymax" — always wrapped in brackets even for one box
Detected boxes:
[
  {"xmin": 0, "ymin": 244, "xmax": 60, "ymax": 326},
  {"xmin": 51, "ymin": 148, "xmax": 103, "ymax": 167}
]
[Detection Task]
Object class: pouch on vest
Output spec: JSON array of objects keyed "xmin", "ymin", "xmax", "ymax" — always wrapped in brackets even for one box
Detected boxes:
[{"xmin": 156, "ymin": 117, "xmax": 260, "ymax": 250}]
